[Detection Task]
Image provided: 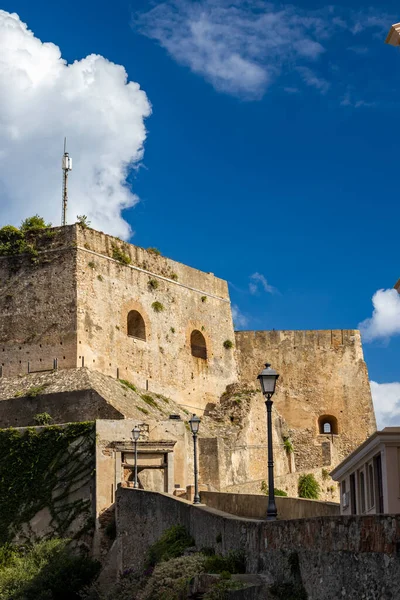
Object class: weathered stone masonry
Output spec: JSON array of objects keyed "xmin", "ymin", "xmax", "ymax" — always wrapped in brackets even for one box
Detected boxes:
[{"xmin": 0, "ymin": 224, "xmax": 377, "ymax": 498}]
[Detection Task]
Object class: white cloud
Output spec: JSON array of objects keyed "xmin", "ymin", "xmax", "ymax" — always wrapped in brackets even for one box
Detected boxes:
[
  {"xmin": 232, "ymin": 304, "xmax": 249, "ymax": 329},
  {"xmin": 0, "ymin": 11, "xmax": 151, "ymax": 239},
  {"xmin": 370, "ymin": 381, "xmax": 400, "ymax": 429},
  {"xmin": 359, "ymin": 289, "xmax": 400, "ymax": 342},
  {"xmin": 134, "ymin": 1, "xmax": 390, "ymax": 99},
  {"xmin": 135, "ymin": 0, "xmax": 326, "ymax": 99},
  {"xmin": 249, "ymin": 272, "xmax": 277, "ymax": 295},
  {"xmin": 297, "ymin": 66, "xmax": 330, "ymax": 94},
  {"xmin": 340, "ymin": 89, "xmax": 375, "ymax": 108}
]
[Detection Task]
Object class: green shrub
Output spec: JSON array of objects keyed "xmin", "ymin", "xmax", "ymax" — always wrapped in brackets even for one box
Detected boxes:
[
  {"xmin": 119, "ymin": 379, "xmax": 137, "ymax": 392},
  {"xmin": 170, "ymin": 327, "xmax": 175, "ymax": 334},
  {"xmin": 26, "ymin": 385, "xmax": 48, "ymax": 398},
  {"xmin": 151, "ymin": 301, "xmax": 164, "ymax": 313},
  {"xmin": 204, "ymin": 578, "xmax": 244, "ymax": 599},
  {"xmin": 283, "ymin": 437, "xmax": 294, "ymax": 454},
  {"xmin": 137, "ymin": 407, "xmax": 149, "ymax": 415},
  {"xmin": 298, "ymin": 473, "xmax": 320, "ymax": 499},
  {"xmin": 0, "ymin": 538, "xmax": 100, "ymax": 600},
  {"xmin": 88, "ymin": 261, "xmax": 95, "ymax": 269},
  {"xmin": 170, "ymin": 272, "xmax": 178, "ymax": 281},
  {"xmin": 147, "ymin": 247, "xmax": 161, "ymax": 256},
  {"xmin": 261, "ymin": 481, "xmax": 287, "ymax": 496},
  {"xmin": 141, "ymin": 554, "xmax": 204, "ymax": 600},
  {"xmin": 97, "ymin": 275, "xmax": 103, "ymax": 282},
  {"xmin": 223, "ymin": 340, "xmax": 233, "ymax": 349},
  {"xmin": 201, "ymin": 296, "xmax": 207, "ymax": 303},
  {"xmin": 111, "ymin": 244, "xmax": 131, "ymax": 265},
  {"xmin": 321, "ymin": 468, "xmax": 330, "ymax": 480},
  {"xmin": 34, "ymin": 412, "xmax": 53, "ymax": 426},
  {"xmin": 146, "ymin": 525, "xmax": 195, "ymax": 567},
  {"xmin": 76, "ymin": 215, "xmax": 91, "ymax": 229},
  {"xmin": 21, "ymin": 215, "xmax": 51, "ymax": 231},
  {"xmin": 203, "ymin": 550, "xmax": 246, "ymax": 575}
]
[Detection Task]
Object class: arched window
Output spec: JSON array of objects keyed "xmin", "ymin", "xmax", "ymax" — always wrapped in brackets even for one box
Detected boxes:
[
  {"xmin": 191, "ymin": 330, "xmax": 207, "ymax": 360},
  {"xmin": 318, "ymin": 415, "xmax": 338, "ymax": 435},
  {"xmin": 127, "ymin": 310, "xmax": 146, "ymax": 341}
]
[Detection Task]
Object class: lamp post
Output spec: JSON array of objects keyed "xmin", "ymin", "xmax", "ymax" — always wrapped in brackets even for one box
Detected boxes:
[
  {"xmin": 258, "ymin": 363, "xmax": 280, "ymax": 521},
  {"xmin": 132, "ymin": 426, "xmax": 140, "ymax": 489},
  {"xmin": 189, "ymin": 414, "xmax": 201, "ymax": 504}
]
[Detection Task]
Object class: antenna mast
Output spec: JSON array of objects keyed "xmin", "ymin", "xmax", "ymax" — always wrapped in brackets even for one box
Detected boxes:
[{"xmin": 61, "ymin": 138, "xmax": 72, "ymax": 226}]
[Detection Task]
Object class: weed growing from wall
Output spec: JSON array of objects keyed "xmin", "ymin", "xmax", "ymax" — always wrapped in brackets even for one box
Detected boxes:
[
  {"xmin": 119, "ymin": 379, "xmax": 137, "ymax": 393},
  {"xmin": 0, "ymin": 423, "xmax": 95, "ymax": 543},
  {"xmin": 283, "ymin": 437, "xmax": 294, "ymax": 454},
  {"xmin": 151, "ymin": 301, "xmax": 164, "ymax": 313},
  {"xmin": 223, "ymin": 340, "xmax": 233, "ymax": 349},
  {"xmin": 148, "ymin": 278, "xmax": 159, "ymax": 290},
  {"xmin": 141, "ymin": 394, "xmax": 159, "ymax": 409},
  {"xmin": 298, "ymin": 474, "xmax": 320, "ymax": 500},
  {"xmin": 76, "ymin": 215, "xmax": 91, "ymax": 229},
  {"xmin": 34, "ymin": 412, "xmax": 53, "ymax": 425},
  {"xmin": 147, "ymin": 247, "xmax": 161, "ymax": 256},
  {"xmin": 111, "ymin": 244, "xmax": 131, "ymax": 265}
]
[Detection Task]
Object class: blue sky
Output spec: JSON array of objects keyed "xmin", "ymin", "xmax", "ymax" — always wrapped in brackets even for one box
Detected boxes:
[{"xmin": 1, "ymin": 0, "xmax": 400, "ymax": 425}]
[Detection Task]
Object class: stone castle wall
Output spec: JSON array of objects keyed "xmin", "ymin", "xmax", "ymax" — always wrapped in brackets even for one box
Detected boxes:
[
  {"xmin": 0, "ymin": 227, "xmax": 78, "ymax": 377},
  {"xmin": 74, "ymin": 227, "xmax": 237, "ymax": 409},
  {"xmin": 235, "ymin": 329, "xmax": 376, "ymax": 475},
  {"xmin": 0, "ymin": 224, "xmax": 377, "ymax": 495}
]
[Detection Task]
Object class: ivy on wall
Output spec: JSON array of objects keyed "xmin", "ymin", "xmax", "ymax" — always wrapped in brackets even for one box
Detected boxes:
[{"xmin": 0, "ymin": 422, "xmax": 95, "ymax": 543}]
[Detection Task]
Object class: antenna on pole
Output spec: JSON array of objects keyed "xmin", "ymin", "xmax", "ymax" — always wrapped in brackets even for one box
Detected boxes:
[{"xmin": 61, "ymin": 138, "xmax": 72, "ymax": 226}]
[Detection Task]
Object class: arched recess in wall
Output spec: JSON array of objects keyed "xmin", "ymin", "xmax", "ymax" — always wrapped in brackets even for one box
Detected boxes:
[
  {"xmin": 191, "ymin": 330, "xmax": 207, "ymax": 360},
  {"xmin": 127, "ymin": 310, "xmax": 146, "ymax": 341},
  {"xmin": 318, "ymin": 415, "xmax": 338, "ymax": 435}
]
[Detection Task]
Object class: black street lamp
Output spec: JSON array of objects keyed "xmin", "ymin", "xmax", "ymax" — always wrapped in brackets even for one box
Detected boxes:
[
  {"xmin": 132, "ymin": 426, "xmax": 140, "ymax": 489},
  {"xmin": 189, "ymin": 414, "xmax": 201, "ymax": 504},
  {"xmin": 258, "ymin": 363, "xmax": 280, "ymax": 521}
]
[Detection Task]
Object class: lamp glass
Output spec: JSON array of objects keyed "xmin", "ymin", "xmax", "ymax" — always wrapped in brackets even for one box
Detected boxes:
[
  {"xmin": 258, "ymin": 363, "xmax": 279, "ymax": 396},
  {"xmin": 132, "ymin": 426, "xmax": 140, "ymax": 441},
  {"xmin": 189, "ymin": 414, "xmax": 200, "ymax": 435}
]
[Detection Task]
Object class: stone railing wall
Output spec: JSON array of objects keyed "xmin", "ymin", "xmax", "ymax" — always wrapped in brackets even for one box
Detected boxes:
[
  {"xmin": 116, "ymin": 488, "xmax": 400, "ymax": 600},
  {"xmin": 200, "ymin": 491, "xmax": 340, "ymax": 520}
]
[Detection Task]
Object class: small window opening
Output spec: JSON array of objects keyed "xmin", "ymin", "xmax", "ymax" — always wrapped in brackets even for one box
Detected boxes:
[
  {"xmin": 127, "ymin": 310, "xmax": 146, "ymax": 341},
  {"xmin": 318, "ymin": 415, "xmax": 338, "ymax": 435},
  {"xmin": 191, "ymin": 330, "xmax": 207, "ymax": 360}
]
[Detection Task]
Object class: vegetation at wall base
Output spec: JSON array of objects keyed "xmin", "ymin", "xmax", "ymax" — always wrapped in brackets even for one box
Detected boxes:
[
  {"xmin": 146, "ymin": 525, "xmax": 195, "ymax": 568},
  {"xmin": 298, "ymin": 474, "xmax": 320, "ymax": 500},
  {"xmin": 261, "ymin": 481, "xmax": 288, "ymax": 497},
  {"xmin": 0, "ymin": 422, "xmax": 95, "ymax": 543},
  {"xmin": 33, "ymin": 412, "xmax": 53, "ymax": 425},
  {"xmin": 0, "ymin": 538, "xmax": 100, "ymax": 600}
]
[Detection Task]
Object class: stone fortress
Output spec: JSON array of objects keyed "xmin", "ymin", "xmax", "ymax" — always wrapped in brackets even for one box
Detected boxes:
[{"xmin": 0, "ymin": 223, "xmax": 376, "ymax": 514}]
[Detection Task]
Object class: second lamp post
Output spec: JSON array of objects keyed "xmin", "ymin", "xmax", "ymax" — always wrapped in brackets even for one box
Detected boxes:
[
  {"xmin": 189, "ymin": 414, "xmax": 201, "ymax": 504},
  {"xmin": 132, "ymin": 426, "xmax": 140, "ymax": 489},
  {"xmin": 258, "ymin": 363, "xmax": 279, "ymax": 521}
]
